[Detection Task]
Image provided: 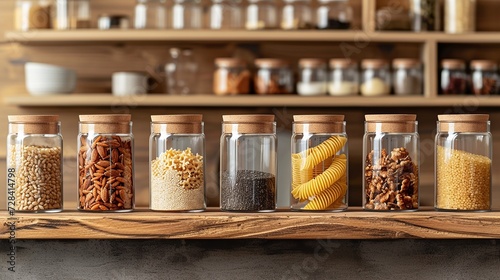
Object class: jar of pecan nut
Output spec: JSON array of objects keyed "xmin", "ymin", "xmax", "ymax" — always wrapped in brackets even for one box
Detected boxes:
[
  {"xmin": 363, "ymin": 114, "xmax": 419, "ymax": 211},
  {"xmin": 254, "ymin": 59, "xmax": 293, "ymax": 95},
  {"xmin": 78, "ymin": 114, "xmax": 134, "ymax": 212},
  {"xmin": 150, "ymin": 115, "xmax": 205, "ymax": 212}
]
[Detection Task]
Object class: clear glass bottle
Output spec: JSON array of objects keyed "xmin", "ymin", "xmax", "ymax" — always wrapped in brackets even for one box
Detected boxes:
[
  {"xmin": 15, "ymin": 0, "xmax": 52, "ymax": 31},
  {"xmin": 360, "ymin": 59, "xmax": 391, "ymax": 96},
  {"xmin": 328, "ymin": 59, "xmax": 359, "ymax": 96},
  {"xmin": 291, "ymin": 115, "xmax": 348, "ymax": 211},
  {"xmin": 363, "ymin": 114, "xmax": 419, "ymax": 211},
  {"xmin": 7, "ymin": 115, "xmax": 63, "ymax": 213},
  {"xmin": 410, "ymin": 0, "xmax": 440, "ymax": 31},
  {"xmin": 78, "ymin": 114, "xmax": 134, "ymax": 212},
  {"xmin": 316, "ymin": 0, "xmax": 352, "ymax": 30},
  {"xmin": 150, "ymin": 115, "xmax": 205, "ymax": 212},
  {"xmin": 297, "ymin": 59, "xmax": 327, "ymax": 96},
  {"xmin": 254, "ymin": 58, "xmax": 293, "ymax": 95},
  {"xmin": 220, "ymin": 115, "xmax": 277, "ymax": 212},
  {"xmin": 246, "ymin": 0, "xmax": 278, "ymax": 30},
  {"xmin": 440, "ymin": 59, "xmax": 467, "ymax": 95},
  {"xmin": 471, "ymin": 60, "xmax": 499, "ymax": 95},
  {"xmin": 444, "ymin": 0, "xmax": 476, "ymax": 33},
  {"xmin": 435, "ymin": 114, "xmax": 491, "ymax": 211},
  {"xmin": 213, "ymin": 58, "xmax": 251, "ymax": 95},
  {"xmin": 135, "ymin": 0, "xmax": 167, "ymax": 29},
  {"xmin": 392, "ymin": 58, "xmax": 423, "ymax": 95},
  {"xmin": 281, "ymin": 0, "xmax": 313, "ymax": 30},
  {"xmin": 172, "ymin": 0, "xmax": 203, "ymax": 29},
  {"xmin": 210, "ymin": 0, "xmax": 243, "ymax": 29}
]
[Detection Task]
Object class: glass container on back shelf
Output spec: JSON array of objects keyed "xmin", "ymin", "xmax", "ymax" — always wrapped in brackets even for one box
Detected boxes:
[
  {"xmin": 15, "ymin": 0, "xmax": 52, "ymax": 31},
  {"xmin": 440, "ymin": 59, "xmax": 467, "ymax": 95},
  {"xmin": 210, "ymin": 0, "xmax": 243, "ymax": 29},
  {"xmin": 392, "ymin": 58, "xmax": 423, "ymax": 95},
  {"xmin": 360, "ymin": 59, "xmax": 391, "ymax": 96},
  {"xmin": 254, "ymin": 59, "xmax": 293, "ymax": 95},
  {"xmin": 444, "ymin": 0, "xmax": 476, "ymax": 33},
  {"xmin": 172, "ymin": 0, "xmax": 203, "ymax": 29},
  {"xmin": 470, "ymin": 60, "xmax": 499, "ymax": 95},
  {"xmin": 297, "ymin": 59, "xmax": 327, "ymax": 96},
  {"xmin": 316, "ymin": 0, "xmax": 352, "ymax": 30},
  {"xmin": 213, "ymin": 58, "xmax": 251, "ymax": 95},
  {"xmin": 409, "ymin": 0, "xmax": 440, "ymax": 31},
  {"xmin": 281, "ymin": 0, "xmax": 313, "ymax": 30},
  {"xmin": 135, "ymin": 0, "xmax": 167, "ymax": 29},
  {"xmin": 246, "ymin": 0, "xmax": 278, "ymax": 30},
  {"xmin": 165, "ymin": 48, "xmax": 198, "ymax": 95},
  {"xmin": 328, "ymin": 59, "xmax": 359, "ymax": 96},
  {"xmin": 53, "ymin": 0, "xmax": 91, "ymax": 29}
]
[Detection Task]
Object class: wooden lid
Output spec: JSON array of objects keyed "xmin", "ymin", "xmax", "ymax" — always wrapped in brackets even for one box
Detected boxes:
[
  {"xmin": 8, "ymin": 115, "xmax": 60, "ymax": 134},
  {"xmin": 151, "ymin": 114, "xmax": 203, "ymax": 134},
  {"xmin": 470, "ymin": 60, "xmax": 497, "ymax": 71},
  {"xmin": 438, "ymin": 114, "xmax": 490, "ymax": 133},
  {"xmin": 361, "ymin": 59, "xmax": 388, "ymax": 69},
  {"xmin": 254, "ymin": 59, "xmax": 289, "ymax": 68},
  {"xmin": 215, "ymin": 58, "xmax": 246, "ymax": 68},
  {"xmin": 392, "ymin": 58, "xmax": 421, "ymax": 69},
  {"xmin": 441, "ymin": 59, "xmax": 465, "ymax": 70},
  {"xmin": 329, "ymin": 59, "xmax": 356, "ymax": 69},
  {"xmin": 298, "ymin": 59, "xmax": 326, "ymax": 68},
  {"xmin": 222, "ymin": 115, "xmax": 275, "ymax": 134},
  {"xmin": 79, "ymin": 114, "xmax": 132, "ymax": 134},
  {"xmin": 365, "ymin": 114, "xmax": 417, "ymax": 133},
  {"xmin": 293, "ymin": 115, "xmax": 345, "ymax": 134}
]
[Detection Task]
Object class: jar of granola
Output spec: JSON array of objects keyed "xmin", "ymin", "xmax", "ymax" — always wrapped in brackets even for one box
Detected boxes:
[
  {"xmin": 254, "ymin": 59, "xmax": 293, "ymax": 95},
  {"xmin": 213, "ymin": 58, "xmax": 250, "ymax": 95}
]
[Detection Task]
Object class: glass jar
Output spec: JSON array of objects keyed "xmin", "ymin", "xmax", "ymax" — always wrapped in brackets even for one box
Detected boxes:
[
  {"xmin": 392, "ymin": 58, "xmax": 423, "ymax": 95},
  {"xmin": 172, "ymin": 0, "xmax": 203, "ymax": 29},
  {"xmin": 53, "ymin": 0, "xmax": 91, "ymax": 30},
  {"xmin": 281, "ymin": 0, "xmax": 313, "ymax": 30},
  {"xmin": 254, "ymin": 59, "xmax": 293, "ymax": 95},
  {"xmin": 165, "ymin": 48, "xmax": 198, "ymax": 95},
  {"xmin": 220, "ymin": 115, "xmax": 277, "ymax": 212},
  {"xmin": 291, "ymin": 115, "xmax": 348, "ymax": 211},
  {"xmin": 444, "ymin": 0, "xmax": 476, "ymax": 33},
  {"xmin": 78, "ymin": 114, "xmax": 134, "ymax": 212},
  {"xmin": 363, "ymin": 114, "xmax": 419, "ymax": 211},
  {"xmin": 440, "ymin": 59, "xmax": 467, "ymax": 95},
  {"xmin": 471, "ymin": 60, "xmax": 499, "ymax": 95},
  {"xmin": 297, "ymin": 59, "xmax": 327, "ymax": 96},
  {"xmin": 213, "ymin": 58, "xmax": 251, "ymax": 95},
  {"xmin": 210, "ymin": 0, "xmax": 243, "ymax": 29},
  {"xmin": 246, "ymin": 0, "xmax": 278, "ymax": 30},
  {"xmin": 435, "ymin": 114, "xmax": 491, "ymax": 211},
  {"xmin": 316, "ymin": 0, "xmax": 352, "ymax": 30},
  {"xmin": 150, "ymin": 115, "xmax": 205, "ymax": 212},
  {"xmin": 328, "ymin": 59, "xmax": 359, "ymax": 96},
  {"xmin": 7, "ymin": 115, "xmax": 63, "ymax": 213},
  {"xmin": 360, "ymin": 59, "xmax": 391, "ymax": 96},
  {"xmin": 15, "ymin": 0, "xmax": 52, "ymax": 31},
  {"xmin": 410, "ymin": 0, "xmax": 440, "ymax": 31},
  {"xmin": 135, "ymin": 0, "xmax": 167, "ymax": 29}
]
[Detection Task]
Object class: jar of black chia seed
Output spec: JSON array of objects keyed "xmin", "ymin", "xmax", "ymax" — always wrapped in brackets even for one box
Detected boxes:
[{"xmin": 220, "ymin": 115, "xmax": 277, "ymax": 212}]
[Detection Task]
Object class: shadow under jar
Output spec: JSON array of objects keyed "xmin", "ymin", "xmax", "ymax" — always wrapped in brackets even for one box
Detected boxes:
[
  {"xmin": 78, "ymin": 114, "xmax": 134, "ymax": 212},
  {"xmin": 440, "ymin": 59, "xmax": 467, "ymax": 95},
  {"xmin": 254, "ymin": 58, "xmax": 293, "ymax": 95}
]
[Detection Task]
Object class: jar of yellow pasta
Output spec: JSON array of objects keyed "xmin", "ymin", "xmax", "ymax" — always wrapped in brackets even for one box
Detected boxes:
[
  {"xmin": 149, "ymin": 115, "xmax": 205, "ymax": 212},
  {"xmin": 435, "ymin": 114, "xmax": 491, "ymax": 211},
  {"xmin": 363, "ymin": 114, "xmax": 419, "ymax": 211},
  {"xmin": 291, "ymin": 115, "xmax": 348, "ymax": 211}
]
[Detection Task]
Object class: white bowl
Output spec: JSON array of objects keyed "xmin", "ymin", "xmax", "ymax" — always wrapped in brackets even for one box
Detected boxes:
[{"xmin": 25, "ymin": 62, "xmax": 76, "ymax": 95}]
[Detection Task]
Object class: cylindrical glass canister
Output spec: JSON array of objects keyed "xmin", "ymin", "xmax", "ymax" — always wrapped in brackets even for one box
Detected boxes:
[
  {"xmin": 281, "ymin": 0, "xmax": 313, "ymax": 30},
  {"xmin": 254, "ymin": 58, "xmax": 293, "ymax": 95},
  {"xmin": 435, "ymin": 114, "xmax": 491, "ymax": 211},
  {"xmin": 328, "ymin": 59, "xmax": 359, "ymax": 96},
  {"xmin": 297, "ymin": 59, "xmax": 328, "ymax": 96},
  {"xmin": 210, "ymin": 0, "xmax": 243, "ymax": 29},
  {"xmin": 245, "ymin": 0, "xmax": 278, "ymax": 30},
  {"xmin": 291, "ymin": 115, "xmax": 348, "ymax": 211},
  {"xmin": 470, "ymin": 60, "xmax": 499, "ymax": 95},
  {"xmin": 410, "ymin": 0, "xmax": 440, "ymax": 32},
  {"xmin": 220, "ymin": 115, "xmax": 277, "ymax": 212},
  {"xmin": 392, "ymin": 58, "xmax": 423, "ymax": 96},
  {"xmin": 172, "ymin": 0, "xmax": 203, "ymax": 29},
  {"xmin": 440, "ymin": 59, "xmax": 467, "ymax": 95},
  {"xmin": 316, "ymin": 0, "xmax": 352, "ymax": 30},
  {"xmin": 149, "ymin": 115, "xmax": 205, "ymax": 212},
  {"xmin": 78, "ymin": 114, "xmax": 134, "ymax": 212},
  {"xmin": 7, "ymin": 115, "xmax": 63, "ymax": 213},
  {"xmin": 134, "ymin": 0, "xmax": 167, "ymax": 29},
  {"xmin": 360, "ymin": 59, "xmax": 391, "ymax": 96},
  {"xmin": 15, "ymin": 0, "xmax": 52, "ymax": 31},
  {"xmin": 444, "ymin": 0, "xmax": 476, "ymax": 34},
  {"xmin": 363, "ymin": 114, "xmax": 419, "ymax": 211},
  {"xmin": 213, "ymin": 58, "xmax": 251, "ymax": 95}
]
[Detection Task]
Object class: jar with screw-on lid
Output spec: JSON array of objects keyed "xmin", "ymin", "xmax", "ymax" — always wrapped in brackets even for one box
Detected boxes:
[
  {"xmin": 213, "ymin": 58, "xmax": 251, "ymax": 95},
  {"xmin": 78, "ymin": 114, "xmax": 134, "ymax": 212},
  {"xmin": 281, "ymin": 0, "xmax": 313, "ymax": 30},
  {"xmin": 246, "ymin": 0, "xmax": 278, "ymax": 30},
  {"xmin": 328, "ymin": 59, "xmax": 359, "ymax": 96},
  {"xmin": 470, "ymin": 60, "xmax": 499, "ymax": 95},
  {"xmin": 134, "ymin": 0, "xmax": 167, "ymax": 29},
  {"xmin": 392, "ymin": 58, "xmax": 423, "ymax": 95},
  {"xmin": 444, "ymin": 0, "xmax": 476, "ymax": 33},
  {"xmin": 363, "ymin": 114, "xmax": 419, "ymax": 211},
  {"xmin": 150, "ymin": 115, "xmax": 205, "ymax": 212},
  {"xmin": 316, "ymin": 0, "xmax": 352, "ymax": 30},
  {"xmin": 441, "ymin": 59, "xmax": 467, "ymax": 95},
  {"xmin": 254, "ymin": 59, "xmax": 293, "ymax": 95},
  {"xmin": 435, "ymin": 114, "xmax": 491, "ymax": 211},
  {"xmin": 297, "ymin": 59, "xmax": 327, "ymax": 96},
  {"xmin": 291, "ymin": 115, "xmax": 348, "ymax": 211},
  {"xmin": 210, "ymin": 0, "xmax": 243, "ymax": 29},
  {"xmin": 172, "ymin": 0, "xmax": 203, "ymax": 29},
  {"xmin": 220, "ymin": 115, "xmax": 277, "ymax": 212},
  {"xmin": 7, "ymin": 115, "xmax": 63, "ymax": 213},
  {"xmin": 360, "ymin": 59, "xmax": 391, "ymax": 96}
]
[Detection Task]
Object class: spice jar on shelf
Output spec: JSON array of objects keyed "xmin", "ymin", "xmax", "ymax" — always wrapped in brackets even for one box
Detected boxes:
[
  {"xmin": 316, "ymin": 0, "xmax": 352, "ymax": 30},
  {"xmin": 363, "ymin": 114, "xmax": 419, "ymax": 211},
  {"xmin": 210, "ymin": 0, "xmax": 243, "ymax": 29},
  {"xmin": 291, "ymin": 115, "xmax": 348, "ymax": 212},
  {"xmin": 444, "ymin": 0, "xmax": 476, "ymax": 33},
  {"xmin": 440, "ymin": 59, "xmax": 467, "ymax": 95},
  {"xmin": 78, "ymin": 114, "xmax": 134, "ymax": 212},
  {"xmin": 360, "ymin": 59, "xmax": 391, "ymax": 96},
  {"xmin": 150, "ymin": 115, "xmax": 205, "ymax": 212},
  {"xmin": 246, "ymin": 0, "xmax": 278, "ymax": 30},
  {"xmin": 7, "ymin": 115, "xmax": 63, "ymax": 213},
  {"xmin": 254, "ymin": 59, "xmax": 293, "ymax": 95},
  {"xmin": 134, "ymin": 0, "xmax": 167, "ymax": 29},
  {"xmin": 15, "ymin": 0, "xmax": 52, "ymax": 31},
  {"xmin": 281, "ymin": 0, "xmax": 313, "ymax": 30},
  {"xmin": 172, "ymin": 0, "xmax": 203, "ymax": 29},
  {"xmin": 53, "ymin": 0, "xmax": 91, "ymax": 30},
  {"xmin": 213, "ymin": 58, "xmax": 250, "ymax": 95},
  {"xmin": 220, "ymin": 115, "xmax": 277, "ymax": 212},
  {"xmin": 435, "ymin": 114, "xmax": 491, "ymax": 211},
  {"xmin": 409, "ymin": 0, "xmax": 440, "ymax": 32},
  {"xmin": 470, "ymin": 60, "xmax": 499, "ymax": 95},
  {"xmin": 328, "ymin": 59, "xmax": 359, "ymax": 96},
  {"xmin": 392, "ymin": 58, "xmax": 423, "ymax": 95},
  {"xmin": 297, "ymin": 59, "xmax": 327, "ymax": 96}
]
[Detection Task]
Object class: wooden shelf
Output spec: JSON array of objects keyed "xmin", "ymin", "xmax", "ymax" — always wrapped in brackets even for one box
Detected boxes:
[{"xmin": 1, "ymin": 208, "xmax": 500, "ymax": 239}]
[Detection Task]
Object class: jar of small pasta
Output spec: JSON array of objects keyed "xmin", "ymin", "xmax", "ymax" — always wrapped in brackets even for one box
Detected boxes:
[
  {"xmin": 291, "ymin": 115, "xmax": 348, "ymax": 211},
  {"xmin": 363, "ymin": 114, "xmax": 419, "ymax": 211},
  {"xmin": 150, "ymin": 115, "xmax": 205, "ymax": 212},
  {"xmin": 435, "ymin": 114, "xmax": 491, "ymax": 211},
  {"xmin": 220, "ymin": 115, "xmax": 277, "ymax": 212}
]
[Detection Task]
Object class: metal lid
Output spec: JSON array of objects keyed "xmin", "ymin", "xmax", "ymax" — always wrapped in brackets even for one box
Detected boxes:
[
  {"xmin": 151, "ymin": 114, "xmax": 203, "ymax": 134},
  {"xmin": 365, "ymin": 114, "xmax": 417, "ymax": 133},
  {"xmin": 79, "ymin": 114, "xmax": 132, "ymax": 134},
  {"xmin": 8, "ymin": 115, "xmax": 60, "ymax": 134},
  {"xmin": 438, "ymin": 114, "xmax": 490, "ymax": 133},
  {"xmin": 222, "ymin": 115, "xmax": 275, "ymax": 134},
  {"xmin": 293, "ymin": 115, "xmax": 345, "ymax": 133}
]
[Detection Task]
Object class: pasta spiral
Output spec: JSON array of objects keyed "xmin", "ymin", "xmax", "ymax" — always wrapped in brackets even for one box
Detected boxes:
[
  {"xmin": 304, "ymin": 179, "xmax": 348, "ymax": 210},
  {"xmin": 300, "ymin": 136, "xmax": 347, "ymax": 170}
]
